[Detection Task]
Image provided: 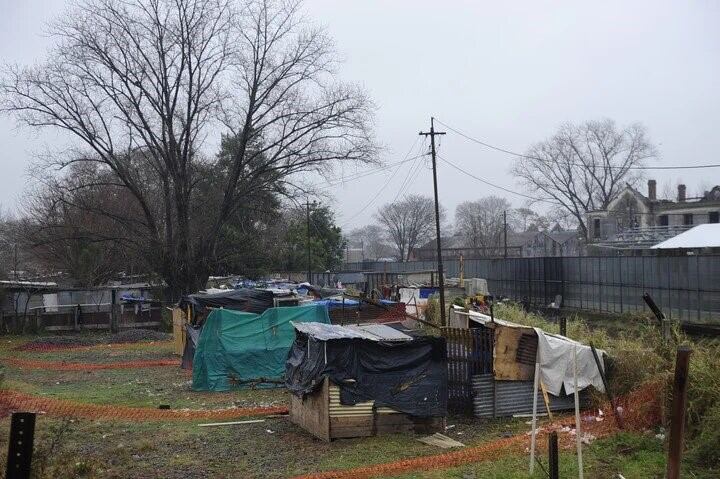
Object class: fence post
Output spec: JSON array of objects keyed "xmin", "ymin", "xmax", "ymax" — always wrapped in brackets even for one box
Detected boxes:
[
  {"xmin": 6, "ymin": 412, "xmax": 36, "ymax": 479},
  {"xmin": 666, "ymin": 346, "xmax": 692, "ymax": 479},
  {"xmin": 559, "ymin": 316, "xmax": 567, "ymax": 337},
  {"xmin": 548, "ymin": 431, "xmax": 559, "ymax": 479},
  {"xmin": 109, "ymin": 289, "xmax": 119, "ymax": 333}
]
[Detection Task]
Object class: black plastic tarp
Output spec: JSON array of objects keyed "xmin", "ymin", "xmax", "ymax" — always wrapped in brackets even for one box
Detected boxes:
[
  {"xmin": 183, "ymin": 288, "xmax": 274, "ymax": 313},
  {"xmin": 181, "ymin": 323, "xmax": 202, "ymax": 370},
  {"xmin": 285, "ymin": 333, "xmax": 447, "ymax": 417}
]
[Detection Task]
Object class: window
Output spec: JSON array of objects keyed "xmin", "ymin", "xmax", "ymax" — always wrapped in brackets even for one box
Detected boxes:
[
  {"xmin": 710, "ymin": 212, "xmax": 719, "ymax": 224},
  {"xmin": 593, "ymin": 218, "xmax": 601, "ymax": 238},
  {"xmin": 659, "ymin": 215, "xmax": 669, "ymax": 226},
  {"xmin": 683, "ymin": 214, "xmax": 694, "ymax": 226}
]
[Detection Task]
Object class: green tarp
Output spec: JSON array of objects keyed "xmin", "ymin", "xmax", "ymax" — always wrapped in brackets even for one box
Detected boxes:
[{"xmin": 192, "ymin": 304, "xmax": 330, "ymax": 391}]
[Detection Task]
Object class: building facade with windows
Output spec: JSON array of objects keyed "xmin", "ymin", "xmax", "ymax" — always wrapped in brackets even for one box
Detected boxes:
[{"xmin": 586, "ymin": 180, "xmax": 720, "ymax": 245}]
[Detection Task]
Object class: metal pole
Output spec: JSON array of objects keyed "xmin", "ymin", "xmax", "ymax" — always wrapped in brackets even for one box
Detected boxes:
[
  {"xmin": 503, "ymin": 210, "xmax": 508, "ymax": 258},
  {"xmin": 666, "ymin": 346, "xmax": 692, "ymax": 479},
  {"xmin": 420, "ymin": 117, "xmax": 447, "ymax": 326},
  {"xmin": 306, "ymin": 199, "xmax": 312, "ymax": 284},
  {"xmin": 6, "ymin": 412, "xmax": 35, "ymax": 479},
  {"xmin": 549, "ymin": 431, "xmax": 559, "ymax": 479}
]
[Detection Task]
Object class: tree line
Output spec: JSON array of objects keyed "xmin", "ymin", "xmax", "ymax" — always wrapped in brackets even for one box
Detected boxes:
[{"xmin": 0, "ymin": 0, "xmax": 661, "ymax": 293}]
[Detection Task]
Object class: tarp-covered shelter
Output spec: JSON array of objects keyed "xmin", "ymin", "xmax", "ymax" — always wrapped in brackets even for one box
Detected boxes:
[
  {"xmin": 192, "ymin": 304, "xmax": 330, "ymax": 391},
  {"xmin": 183, "ymin": 288, "xmax": 276, "ymax": 313},
  {"xmin": 286, "ymin": 322, "xmax": 447, "ymax": 440},
  {"xmin": 442, "ymin": 309, "xmax": 602, "ymax": 417}
]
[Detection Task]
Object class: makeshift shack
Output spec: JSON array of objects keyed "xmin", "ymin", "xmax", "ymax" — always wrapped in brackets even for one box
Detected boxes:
[
  {"xmin": 286, "ymin": 322, "xmax": 447, "ymax": 441},
  {"xmin": 191, "ymin": 304, "xmax": 330, "ymax": 391},
  {"xmin": 173, "ymin": 288, "xmax": 280, "ymax": 357},
  {"xmin": 443, "ymin": 309, "xmax": 603, "ymax": 417}
]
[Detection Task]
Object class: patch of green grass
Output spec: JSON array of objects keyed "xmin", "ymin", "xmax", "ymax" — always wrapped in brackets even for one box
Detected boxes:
[{"xmin": 390, "ymin": 432, "xmax": 715, "ymax": 479}]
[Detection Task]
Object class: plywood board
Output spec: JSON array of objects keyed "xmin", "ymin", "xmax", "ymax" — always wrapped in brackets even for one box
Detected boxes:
[
  {"xmin": 493, "ymin": 325, "xmax": 536, "ymax": 381},
  {"xmin": 290, "ymin": 377, "xmax": 330, "ymax": 441}
]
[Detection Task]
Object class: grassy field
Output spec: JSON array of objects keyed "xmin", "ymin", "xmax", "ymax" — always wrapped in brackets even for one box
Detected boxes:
[{"xmin": 0, "ymin": 332, "xmax": 714, "ymax": 478}]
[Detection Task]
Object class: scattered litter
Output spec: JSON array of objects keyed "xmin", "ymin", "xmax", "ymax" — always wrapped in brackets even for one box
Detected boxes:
[
  {"xmin": 266, "ymin": 429, "xmax": 275, "ymax": 434},
  {"xmin": 581, "ymin": 433, "xmax": 596, "ymax": 445},
  {"xmin": 199, "ymin": 419, "xmax": 265, "ymax": 427},
  {"xmin": 417, "ymin": 433, "xmax": 465, "ymax": 449},
  {"xmin": 655, "ymin": 433, "xmax": 665, "ymax": 441},
  {"xmin": 445, "ymin": 424, "xmax": 455, "ymax": 430}
]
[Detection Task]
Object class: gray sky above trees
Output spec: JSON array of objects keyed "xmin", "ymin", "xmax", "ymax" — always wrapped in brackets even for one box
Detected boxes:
[{"xmin": 2, "ymin": 0, "xmax": 719, "ymax": 228}]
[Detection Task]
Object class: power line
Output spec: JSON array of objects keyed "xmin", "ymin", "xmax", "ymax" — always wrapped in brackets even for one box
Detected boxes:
[
  {"xmin": 391, "ymin": 138, "xmax": 428, "ymax": 204},
  {"xmin": 324, "ymin": 155, "xmax": 421, "ymax": 188},
  {"xmin": 437, "ymin": 154, "xmax": 551, "ymax": 203},
  {"xmin": 434, "ymin": 118, "xmax": 720, "ymax": 170},
  {"xmin": 340, "ymin": 138, "xmax": 424, "ymax": 227}
]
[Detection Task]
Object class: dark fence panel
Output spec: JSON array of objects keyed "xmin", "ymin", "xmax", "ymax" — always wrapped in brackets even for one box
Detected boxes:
[
  {"xmin": 442, "ymin": 326, "xmax": 494, "ymax": 413},
  {"xmin": 340, "ymin": 255, "xmax": 720, "ymax": 324}
]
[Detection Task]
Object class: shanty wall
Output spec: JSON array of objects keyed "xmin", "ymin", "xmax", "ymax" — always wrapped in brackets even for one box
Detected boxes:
[{"xmin": 472, "ymin": 373, "xmax": 589, "ymax": 418}]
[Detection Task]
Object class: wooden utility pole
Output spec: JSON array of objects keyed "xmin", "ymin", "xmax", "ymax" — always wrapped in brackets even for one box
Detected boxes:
[
  {"xmin": 667, "ymin": 346, "xmax": 692, "ymax": 479},
  {"xmin": 419, "ymin": 117, "xmax": 447, "ymax": 326}
]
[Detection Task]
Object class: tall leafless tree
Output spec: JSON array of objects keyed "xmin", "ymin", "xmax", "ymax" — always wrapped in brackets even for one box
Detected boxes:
[
  {"xmin": 347, "ymin": 225, "xmax": 392, "ymax": 261},
  {"xmin": 512, "ymin": 119, "xmax": 656, "ymax": 238},
  {"xmin": 1, "ymin": 0, "xmax": 376, "ymax": 295},
  {"xmin": 375, "ymin": 195, "xmax": 440, "ymax": 262},
  {"xmin": 454, "ymin": 196, "xmax": 513, "ymax": 253}
]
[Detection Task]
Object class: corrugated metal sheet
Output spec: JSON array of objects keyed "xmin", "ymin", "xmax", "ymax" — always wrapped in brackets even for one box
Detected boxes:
[
  {"xmin": 472, "ymin": 374, "xmax": 589, "ymax": 418},
  {"xmin": 328, "ymin": 385, "xmax": 373, "ymax": 417},
  {"xmin": 328, "ymin": 385, "xmax": 400, "ymax": 417}
]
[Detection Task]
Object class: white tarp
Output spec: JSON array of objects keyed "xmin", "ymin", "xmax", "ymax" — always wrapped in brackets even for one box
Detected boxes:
[
  {"xmin": 533, "ymin": 328, "xmax": 606, "ymax": 396},
  {"xmin": 651, "ymin": 223, "xmax": 720, "ymax": 249}
]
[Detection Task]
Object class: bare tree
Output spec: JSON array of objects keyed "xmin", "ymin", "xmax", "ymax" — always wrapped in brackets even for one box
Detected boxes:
[
  {"xmin": 454, "ymin": 196, "xmax": 512, "ymax": 251},
  {"xmin": 1, "ymin": 0, "xmax": 376, "ymax": 295},
  {"xmin": 375, "ymin": 195, "xmax": 439, "ymax": 262},
  {"xmin": 512, "ymin": 119, "xmax": 656, "ymax": 238},
  {"xmin": 347, "ymin": 225, "xmax": 391, "ymax": 261}
]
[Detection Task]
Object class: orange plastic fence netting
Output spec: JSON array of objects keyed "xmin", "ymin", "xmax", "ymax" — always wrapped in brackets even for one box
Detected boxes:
[
  {"xmin": 0, "ymin": 390, "xmax": 288, "ymax": 422},
  {"xmin": 291, "ymin": 381, "xmax": 665, "ymax": 479},
  {"xmin": 5, "ymin": 358, "xmax": 179, "ymax": 371}
]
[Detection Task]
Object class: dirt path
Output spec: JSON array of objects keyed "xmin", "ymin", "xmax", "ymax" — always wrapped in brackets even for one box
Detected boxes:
[
  {"xmin": 0, "ymin": 390, "xmax": 288, "ymax": 422},
  {"xmin": 6, "ymin": 358, "xmax": 179, "ymax": 370}
]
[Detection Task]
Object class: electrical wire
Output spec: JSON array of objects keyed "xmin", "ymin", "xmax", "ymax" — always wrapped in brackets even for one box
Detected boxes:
[
  {"xmin": 339, "ymin": 138, "xmax": 425, "ymax": 227},
  {"xmin": 390, "ymin": 138, "xmax": 428, "ymax": 204},
  {"xmin": 437, "ymin": 154, "xmax": 551, "ymax": 203},
  {"xmin": 434, "ymin": 118, "xmax": 720, "ymax": 170}
]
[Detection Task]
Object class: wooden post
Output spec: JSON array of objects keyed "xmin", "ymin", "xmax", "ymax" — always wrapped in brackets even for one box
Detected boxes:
[
  {"xmin": 6, "ymin": 412, "xmax": 36, "ymax": 479},
  {"xmin": 549, "ymin": 431, "xmax": 559, "ymax": 479},
  {"xmin": 666, "ymin": 346, "xmax": 692, "ymax": 479},
  {"xmin": 529, "ymin": 362, "xmax": 540, "ymax": 474},
  {"xmin": 574, "ymin": 345, "xmax": 584, "ymax": 479},
  {"xmin": 559, "ymin": 316, "xmax": 567, "ymax": 336}
]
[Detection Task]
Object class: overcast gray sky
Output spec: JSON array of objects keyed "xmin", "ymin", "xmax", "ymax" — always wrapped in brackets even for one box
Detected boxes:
[{"xmin": 2, "ymin": 0, "xmax": 719, "ymax": 229}]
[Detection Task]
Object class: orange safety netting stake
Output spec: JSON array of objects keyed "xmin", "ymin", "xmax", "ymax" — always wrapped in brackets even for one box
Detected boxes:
[
  {"xmin": 6, "ymin": 358, "xmax": 179, "ymax": 371},
  {"xmin": 0, "ymin": 390, "xmax": 288, "ymax": 422}
]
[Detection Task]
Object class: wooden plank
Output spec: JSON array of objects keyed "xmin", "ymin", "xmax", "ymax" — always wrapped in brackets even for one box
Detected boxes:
[
  {"xmin": 330, "ymin": 415, "xmax": 374, "ymax": 438},
  {"xmin": 198, "ymin": 420, "xmax": 265, "ymax": 427},
  {"xmin": 290, "ymin": 377, "xmax": 330, "ymax": 441}
]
